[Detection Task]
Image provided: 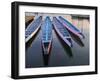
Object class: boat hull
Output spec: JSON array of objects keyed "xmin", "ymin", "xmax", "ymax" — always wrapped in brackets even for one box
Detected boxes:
[
  {"xmin": 25, "ymin": 16, "xmax": 42, "ymax": 43},
  {"xmin": 53, "ymin": 17, "xmax": 72, "ymax": 47},
  {"xmin": 59, "ymin": 16, "xmax": 85, "ymax": 39},
  {"xmin": 25, "ymin": 23, "xmax": 41, "ymax": 43},
  {"xmin": 41, "ymin": 16, "xmax": 52, "ymax": 55},
  {"xmin": 53, "ymin": 24, "xmax": 72, "ymax": 47},
  {"xmin": 42, "ymin": 40, "xmax": 52, "ymax": 55},
  {"xmin": 63, "ymin": 23, "xmax": 84, "ymax": 39}
]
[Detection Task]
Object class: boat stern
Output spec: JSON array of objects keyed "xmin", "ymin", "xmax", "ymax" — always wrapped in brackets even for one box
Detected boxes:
[
  {"xmin": 78, "ymin": 33, "xmax": 85, "ymax": 39},
  {"xmin": 67, "ymin": 38, "xmax": 73, "ymax": 47},
  {"xmin": 42, "ymin": 41, "xmax": 51, "ymax": 55}
]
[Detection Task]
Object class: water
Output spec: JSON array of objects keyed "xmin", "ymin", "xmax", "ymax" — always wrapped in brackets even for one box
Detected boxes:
[{"xmin": 25, "ymin": 17, "xmax": 89, "ymax": 68}]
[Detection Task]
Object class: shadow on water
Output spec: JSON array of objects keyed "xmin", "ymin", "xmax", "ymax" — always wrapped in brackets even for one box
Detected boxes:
[
  {"xmin": 61, "ymin": 41, "xmax": 73, "ymax": 57},
  {"xmin": 26, "ymin": 27, "xmax": 41, "ymax": 50},
  {"xmin": 42, "ymin": 42, "xmax": 52, "ymax": 66},
  {"xmin": 52, "ymin": 26, "xmax": 73, "ymax": 57},
  {"xmin": 68, "ymin": 31, "xmax": 84, "ymax": 47},
  {"xmin": 42, "ymin": 54, "xmax": 49, "ymax": 66}
]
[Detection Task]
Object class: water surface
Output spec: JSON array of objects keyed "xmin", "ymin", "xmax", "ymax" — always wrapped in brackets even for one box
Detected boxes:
[{"xmin": 25, "ymin": 16, "xmax": 89, "ymax": 68}]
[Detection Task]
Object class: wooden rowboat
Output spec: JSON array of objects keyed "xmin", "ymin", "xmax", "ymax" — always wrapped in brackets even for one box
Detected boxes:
[
  {"xmin": 25, "ymin": 16, "xmax": 42, "ymax": 43},
  {"xmin": 53, "ymin": 17, "xmax": 72, "ymax": 47},
  {"xmin": 42, "ymin": 16, "xmax": 53, "ymax": 54},
  {"xmin": 59, "ymin": 16, "xmax": 85, "ymax": 39}
]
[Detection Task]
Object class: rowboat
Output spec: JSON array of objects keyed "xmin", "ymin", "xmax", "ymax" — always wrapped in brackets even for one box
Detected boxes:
[
  {"xmin": 42, "ymin": 16, "xmax": 52, "ymax": 54},
  {"xmin": 59, "ymin": 16, "xmax": 85, "ymax": 39},
  {"xmin": 53, "ymin": 17, "xmax": 72, "ymax": 47},
  {"xmin": 25, "ymin": 16, "xmax": 42, "ymax": 43}
]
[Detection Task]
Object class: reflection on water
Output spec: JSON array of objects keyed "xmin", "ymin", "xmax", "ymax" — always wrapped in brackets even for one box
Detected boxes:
[
  {"xmin": 53, "ymin": 28, "xmax": 73, "ymax": 57},
  {"xmin": 26, "ymin": 15, "xmax": 89, "ymax": 68},
  {"xmin": 42, "ymin": 54, "xmax": 50, "ymax": 66},
  {"xmin": 42, "ymin": 40, "xmax": 52, "ymax": 66}
]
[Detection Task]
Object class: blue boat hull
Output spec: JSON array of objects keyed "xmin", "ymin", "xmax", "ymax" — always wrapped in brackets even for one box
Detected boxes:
[
  {"xmin": 25, "ymin": 16, "xmax": 42, "ymax": 43},
  {"xmin": 42, "ymin": 16, "xmax": 53, "ymax": 55},
  {"xmin": 53, "ymin": 17, "xmax": 72, "ymax": 47},
  {"xmin": 59, "ymin": 16, "xmax": 85, "ymax": 39}
]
